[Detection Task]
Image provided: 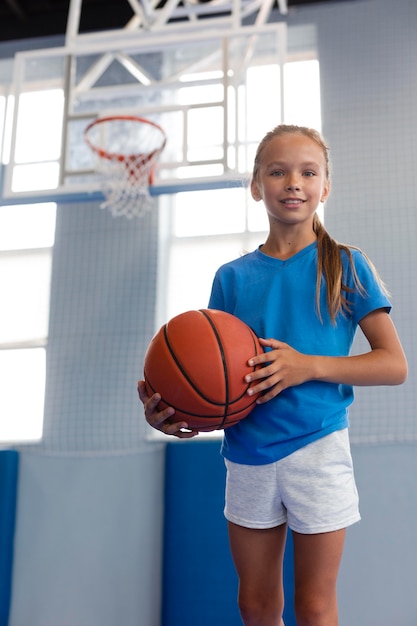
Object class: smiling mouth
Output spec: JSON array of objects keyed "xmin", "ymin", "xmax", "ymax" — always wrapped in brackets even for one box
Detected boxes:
[{"xmin": 282, "ymin": 199, "xmax": 305, "ymax": 206}]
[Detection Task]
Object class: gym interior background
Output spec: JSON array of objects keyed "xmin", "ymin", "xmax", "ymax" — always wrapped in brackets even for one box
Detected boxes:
[{"xmin": 0, "ymin": 0, "xmax": 416, "ymax": 624}]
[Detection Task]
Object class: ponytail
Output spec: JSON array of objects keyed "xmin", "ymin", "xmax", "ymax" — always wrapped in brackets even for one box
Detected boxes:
[{"xmin": 313, "ymin": 214, "xmax": 387, "ymax": 323}]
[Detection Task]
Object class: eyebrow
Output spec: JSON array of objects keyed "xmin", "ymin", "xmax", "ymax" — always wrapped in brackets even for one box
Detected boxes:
[{"xmin": 266, "ymin": 161, "xmax": 321, "ymax": 169}]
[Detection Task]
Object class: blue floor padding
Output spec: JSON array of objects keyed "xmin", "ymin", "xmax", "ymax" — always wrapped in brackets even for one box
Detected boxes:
[
  {"xmin": 0, "ymin": 450, "xmax": 19, "ymax": 626},
  {"xmin": 162, "ymin": 440, "xmax": 296, "ymax": 625}
]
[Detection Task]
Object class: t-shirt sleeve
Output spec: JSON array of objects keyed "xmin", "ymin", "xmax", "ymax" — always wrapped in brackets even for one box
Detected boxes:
[
  {"xmin": 347, "ymin": 250, "xmax": 392, "ymax": 324},
  {"xmin": 208, "ymin": 270, "xmax": 226, "ymax": 311}
]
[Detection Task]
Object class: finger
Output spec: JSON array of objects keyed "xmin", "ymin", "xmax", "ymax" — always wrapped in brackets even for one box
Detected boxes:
[
  {"xmin": 255, "ymin": 388, "xmax": 281, "ymax": 404},
  {"xmin": 248, "ymin": 354, "xmax": 269, "ymax": 367},
  {"xmin": 164, "ymin": 423, "xmax": 200, "ymax": 439},
  {"xmin": 245, "ymin": 362, "xmax": 276, "ymax": 384},
  {"xmin": 258, "ymin": 337, "xmax": 286, "ymax": 348},
  {"xmin": 155, "ymin": 414, "xmax": 200, "ymax": 438},
  {"xmin": 247, "ymin": 372, "xmax": 285, "ymax": 398},
  {"xmin": 145, "ymin": 404, "xmax": 197, "ymax": 437},
  {"xmin": 248, "ymin": 344, "xmax": 282, "ymax": 368},
  {"xmin": 137, "ymin": 380, "xmax": 149, "ymax": 403},
  {"xmin": 146, "ymin": 404, "xmax": 174, "ymax": 429},
  {"xmin": 146, "ymin": 391, "xmax": 163, "ymax": 412}
]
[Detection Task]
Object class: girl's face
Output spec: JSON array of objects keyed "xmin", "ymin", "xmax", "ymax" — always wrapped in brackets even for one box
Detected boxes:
[{"xmin": 251, "ymin": 133, "xmax": 330, "ymax": 229}]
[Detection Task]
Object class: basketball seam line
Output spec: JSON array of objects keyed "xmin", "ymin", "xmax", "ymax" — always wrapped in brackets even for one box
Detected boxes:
[
  {"xmin": 162, "ymin": 318, "xmax": 229, "ymax": 417},
  {"xmin": 200, "ymin": 309, "xmax": 230, "ymax": 427}
]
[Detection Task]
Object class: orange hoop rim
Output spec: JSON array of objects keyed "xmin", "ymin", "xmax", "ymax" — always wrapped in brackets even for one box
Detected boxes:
[{"xmin": 84, "ymin": 115, "xmax": 167, "ymax": 164}]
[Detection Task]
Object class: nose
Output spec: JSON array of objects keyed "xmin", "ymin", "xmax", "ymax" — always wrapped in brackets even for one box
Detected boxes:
[
  {"xmin": 285, "ymin": 181, "xmax": 301, "ymax": 191},
  {"xmin": 285, "ymin": 174, "xmax": 301, "ymax": 191}
]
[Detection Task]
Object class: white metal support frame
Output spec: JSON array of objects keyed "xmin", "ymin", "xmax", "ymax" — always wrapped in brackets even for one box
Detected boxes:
[
  {"xmin": 65, "ymin": 0, "xmax": 288, "ymax": 50},
  {"xmin": 2, "ymin": 0, "xmax": 289, "ymax": 203}
]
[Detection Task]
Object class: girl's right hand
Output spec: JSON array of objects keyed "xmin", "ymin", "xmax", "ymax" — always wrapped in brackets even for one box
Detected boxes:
[{"xmin": 137, "ymin": 380, "xmax": 200, "ymax": 439}]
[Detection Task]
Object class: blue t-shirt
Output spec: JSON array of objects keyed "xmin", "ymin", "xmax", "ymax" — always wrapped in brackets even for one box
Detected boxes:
[{"xmin": 208, "ymin": 242, "xmax": 391, "ymax": 465}]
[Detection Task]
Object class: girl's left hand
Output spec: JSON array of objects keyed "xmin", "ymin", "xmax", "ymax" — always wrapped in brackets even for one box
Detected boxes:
[{"xmin": 245, "ymin": 337, "xmax": 314, "ymax": 403}]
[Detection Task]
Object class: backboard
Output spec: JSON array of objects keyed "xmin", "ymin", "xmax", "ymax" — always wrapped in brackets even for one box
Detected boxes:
[{"xmin": 2, "ymin": 0, "xmax": 287, "ymax": 202}]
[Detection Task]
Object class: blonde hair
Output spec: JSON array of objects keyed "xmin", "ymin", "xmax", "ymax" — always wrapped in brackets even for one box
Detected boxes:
[{"xmin": 252, "ymin": 124, "xmax": 387, "ymax": 323}]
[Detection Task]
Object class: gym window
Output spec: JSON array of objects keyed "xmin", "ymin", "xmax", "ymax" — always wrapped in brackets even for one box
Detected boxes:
[
  {"xmin": 153, "ymin": 58, "xmax": 321, "ymax": 439},
  {"xmin": 0, "ymin": 90, "xmax": 57, "ymax": 444},
  {"xmin": 158, "ymin": 59, "xmax": 322, "ymax": 325}
]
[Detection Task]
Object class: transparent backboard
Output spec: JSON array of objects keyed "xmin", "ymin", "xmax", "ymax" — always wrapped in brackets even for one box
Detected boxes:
[{"xmin": 3, "ymin": 22, "xmax": 286, "ymax": 200}]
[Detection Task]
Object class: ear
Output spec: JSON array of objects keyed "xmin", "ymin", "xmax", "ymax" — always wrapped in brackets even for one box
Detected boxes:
[
  {"xmin": 320, "ymin": 180, "xmax": 331, "ymax": 203},
  {"xmin": 250, "ymin": 179, "xmax": 262, "ymax": 202}
]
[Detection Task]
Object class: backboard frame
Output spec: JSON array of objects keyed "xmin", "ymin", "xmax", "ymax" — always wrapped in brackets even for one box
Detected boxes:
[{"xmin": 2, "ymin": 12, "xmax": 287, "ymax": 204}]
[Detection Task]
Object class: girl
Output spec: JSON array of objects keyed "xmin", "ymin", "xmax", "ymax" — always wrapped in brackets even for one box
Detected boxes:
[{"xmin": 138, "ymin": 125, "xmax": 407, "ymax": 626}]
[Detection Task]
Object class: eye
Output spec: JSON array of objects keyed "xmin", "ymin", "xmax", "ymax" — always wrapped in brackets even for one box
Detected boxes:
[
  {"xmin": 271, "ymin": 170, "xmax": 284, "ymax": 177},
  {"xmin": 303, "ymin": 170, "xmax": 316, "ymax": 177}
]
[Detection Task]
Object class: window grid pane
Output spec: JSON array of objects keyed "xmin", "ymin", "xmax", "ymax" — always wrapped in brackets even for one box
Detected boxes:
[
  {"xmin": 0, "ymin": 201, "xmax": 56, "ymax": 442},
  {"xmin": 0, "ymin": 202, "xmax": 56, "ymax": 250},
  {"xmin": 162, "ymin": 58, "xmax": 321, "ymax": 322},
  {"xmin": 0, "ymin": 250, "xmax": 52, "ymax": 344},
  {"xmin": 0, "ymin": 348, "xmax": 45, "ymax": 442}
]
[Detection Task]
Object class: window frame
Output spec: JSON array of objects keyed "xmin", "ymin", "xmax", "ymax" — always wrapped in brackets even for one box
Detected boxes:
[
  {"xmin": 149, "ymin": 54, "xmax": 322, "ymax": 441},
  {"xmin": 0, "ymin": 201, "xmax": 56, "ymax": 444}
]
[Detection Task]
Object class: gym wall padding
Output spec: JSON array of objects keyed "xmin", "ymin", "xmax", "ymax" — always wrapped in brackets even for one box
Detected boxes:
[
  {"xmin": 162, "ymin": 440, "xmax": 296, "ymax": 626},
  {"xmin": 0, "ymin": 451, "xmax": 19, "ymax": 626}
]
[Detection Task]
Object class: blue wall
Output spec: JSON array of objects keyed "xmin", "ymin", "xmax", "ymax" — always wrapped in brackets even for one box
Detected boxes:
[
  {"xmin": 0, "ymin": 451, "xmax": 18, "ymax": 626},
  {"xmin": 162, "ymin": 440, "xmax": 297, "ymax": 626}
]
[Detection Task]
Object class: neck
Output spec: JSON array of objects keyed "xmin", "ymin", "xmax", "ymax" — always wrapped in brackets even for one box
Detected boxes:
[{"xmin": 261, "ymin": 232, "xmax": 317, "ymax": 260}]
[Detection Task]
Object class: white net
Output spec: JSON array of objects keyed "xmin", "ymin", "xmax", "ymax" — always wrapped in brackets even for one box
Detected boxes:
[{"xmin": 84, "ymin": 116, "xmax": 166, "ymax": 218}]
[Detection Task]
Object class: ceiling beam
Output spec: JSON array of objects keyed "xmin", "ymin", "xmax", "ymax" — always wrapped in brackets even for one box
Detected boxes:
[
  {"xmin": 4, "ymin": 0, "xmax": 28, "ymax": 22},
  {"xmin": 278, "ymin": 0, "xmax": 288, "ymax": 15}
]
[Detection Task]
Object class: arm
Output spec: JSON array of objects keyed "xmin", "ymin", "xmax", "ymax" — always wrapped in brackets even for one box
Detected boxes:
[
  {"xmin": 315, "ymin": 309, "xmax": 408, "ymax": 386},
  {"xmin": 245, "ymin": 309, "xmax": 408, "ymax": 404}
]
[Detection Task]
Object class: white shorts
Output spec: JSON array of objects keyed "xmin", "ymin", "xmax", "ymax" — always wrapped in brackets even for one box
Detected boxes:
[{"xmin": 224, "ymin": 429, "xmax": 361, "ymax": 534}]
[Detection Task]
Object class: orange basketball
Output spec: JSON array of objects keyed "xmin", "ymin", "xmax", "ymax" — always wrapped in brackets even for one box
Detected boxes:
[{"xmin": 143, "ymin": 309, "xmax": 263, "ymax": 432}]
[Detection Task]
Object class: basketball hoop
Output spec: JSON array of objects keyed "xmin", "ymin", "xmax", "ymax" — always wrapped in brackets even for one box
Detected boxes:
[{"xmin": 84, "ymin": 115, "xmax": 167, "ymax": 218}]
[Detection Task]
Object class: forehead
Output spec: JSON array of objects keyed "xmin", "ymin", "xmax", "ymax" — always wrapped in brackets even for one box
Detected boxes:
[{"xmin": 262, "ymin": 133, "xmax": 326, "ymax": 165}]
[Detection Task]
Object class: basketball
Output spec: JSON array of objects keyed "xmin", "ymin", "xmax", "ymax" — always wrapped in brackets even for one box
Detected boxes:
[{"xmin": 143, "ymin": 309, "xmax": 263, "ymax": 432}]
